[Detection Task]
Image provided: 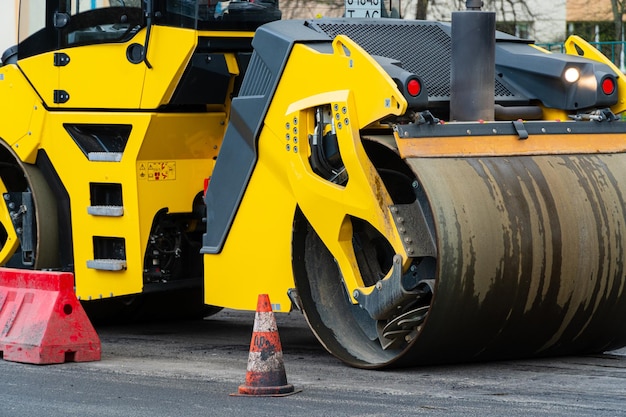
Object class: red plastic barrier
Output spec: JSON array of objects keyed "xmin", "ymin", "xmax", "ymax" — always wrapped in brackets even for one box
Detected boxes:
[{"xmin": 0, "ymin": 268, "xmax": 101, "ymax": 364}]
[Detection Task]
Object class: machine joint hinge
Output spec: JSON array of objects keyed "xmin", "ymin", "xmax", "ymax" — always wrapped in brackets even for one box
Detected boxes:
[
  {"xmin": 53, "ymin": 90, "xmax": 70, "ymax": 104},
  {"xmin": 53, "ymin": 52, "xmax": 70, "ymax": 67}
]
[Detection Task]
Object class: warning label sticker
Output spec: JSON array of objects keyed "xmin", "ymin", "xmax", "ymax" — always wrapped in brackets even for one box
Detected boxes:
[{"xmin": 139, "ymin": 162, "xmax": 176, "ymax": 181}]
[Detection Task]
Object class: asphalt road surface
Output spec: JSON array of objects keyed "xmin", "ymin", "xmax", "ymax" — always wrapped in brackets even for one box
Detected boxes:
[{"xmin": 2, "ymin": 308, "xmax": 626, "ymax": 417}]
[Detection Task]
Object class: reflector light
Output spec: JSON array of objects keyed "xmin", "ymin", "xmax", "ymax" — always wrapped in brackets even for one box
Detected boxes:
[
  {"xmin": 204, "ymin": 177, "xmax": 210, "ymax": 196},
  {"xmin": 407, "ymin": 79, "xmax": 421, "ymax": 96},
  {"xmin": 602, "ymin": 77, "xmax": 616, "ymax": 95},
  {"xmin": 563, "ymin": 67, "xmax": 580, "ymax": 83}
]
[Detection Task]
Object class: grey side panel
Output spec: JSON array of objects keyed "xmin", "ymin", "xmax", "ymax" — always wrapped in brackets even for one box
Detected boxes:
[{"xmin": 201, "ymin": 20, "xmax": 331, "ymax": 254}]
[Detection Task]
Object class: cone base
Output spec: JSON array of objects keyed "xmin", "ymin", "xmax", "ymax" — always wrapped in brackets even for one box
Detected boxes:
[{"xmin": 231, "ymin": 384, "xmax": 301, "ymax": 397}]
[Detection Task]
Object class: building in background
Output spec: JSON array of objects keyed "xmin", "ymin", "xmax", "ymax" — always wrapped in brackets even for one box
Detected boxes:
[
  {"xmin": 281, "ymin": 0, "xmax": 344, "ymax": 18},
  {"xmin": 399, "ymin": 0, "xmax": 566, "ymax": 43},
  {"xmin": 1, "ymin": 1, "xmax": 622, "ymax": 55},
  {"xmin": 567, "ymin": 0, "xmax": 619, "ymax": 42},
  {"xmin": 0, "ymin": 0, "xmax": 19, "ymax": 56},
  {"xmin": 284, "ymin": 0, "xmax": 570, "ymax": 44}
]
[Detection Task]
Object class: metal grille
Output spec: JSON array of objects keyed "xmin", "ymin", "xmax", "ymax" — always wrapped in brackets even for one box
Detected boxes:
[
  {"xmin": 308, "ymin": 20, "xmax": 517, "ymax": 101},
  {"xmin": 239, "ymin": 52, "xmax": 273, "ymax": 97},
  {"xmin": 495, "ymin": 78, "xmax": 515, "ymax": 97}
]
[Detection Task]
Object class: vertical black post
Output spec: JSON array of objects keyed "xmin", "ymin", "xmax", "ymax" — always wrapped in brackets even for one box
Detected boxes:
[{"xmin": 449, "ymin": 1, "xmax": 495, "ymax": 121}]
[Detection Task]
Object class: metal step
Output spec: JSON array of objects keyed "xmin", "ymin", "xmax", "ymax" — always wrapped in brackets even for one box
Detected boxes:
[
  {"xmin": 87, "ymin": 152, "xmax": 122, "ymax": 162},
  {"xmin": 86, "ymin": 259, "xmax": 127, "ymax": 271},
  {"xmin": 87, "ymin": 205, "xmax": 124, "ymax": 217}
]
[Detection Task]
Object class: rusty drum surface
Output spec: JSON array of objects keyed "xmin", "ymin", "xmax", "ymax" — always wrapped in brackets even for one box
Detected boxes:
[{"xmin": 400, "ymin": 153, "xmax": 626, "ymax": 364}]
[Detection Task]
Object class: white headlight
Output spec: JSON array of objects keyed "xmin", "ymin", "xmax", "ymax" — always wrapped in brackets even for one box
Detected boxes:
[{"xmin": 564, "ymin": 67, "xmax": 580, "ymax": 83}]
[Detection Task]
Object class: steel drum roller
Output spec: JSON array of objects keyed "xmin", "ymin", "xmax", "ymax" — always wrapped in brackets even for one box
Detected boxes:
[{"xmin": 399, "ymin": 153, "xmax": 626, "ymax": 365}]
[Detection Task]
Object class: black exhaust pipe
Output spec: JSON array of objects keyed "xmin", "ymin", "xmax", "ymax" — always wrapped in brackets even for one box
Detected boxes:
[{"xmin": 450, "ymin": 1, "xmax": 496, "ymax": 121}]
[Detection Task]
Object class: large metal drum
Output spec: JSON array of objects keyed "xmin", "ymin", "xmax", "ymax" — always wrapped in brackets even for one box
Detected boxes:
[{"xmin": 402, "ymin": 154, "xmax": 626, "ymax": 365}]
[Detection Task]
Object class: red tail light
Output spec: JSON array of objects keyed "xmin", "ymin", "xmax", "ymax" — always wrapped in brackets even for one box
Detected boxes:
[
  {"xmin": 601, "ymin": 76, "xmax": 616, "ymax": 95},
  {"xmin": 407, "ymin": 78, "xmax": 421, "ymax": 96}
]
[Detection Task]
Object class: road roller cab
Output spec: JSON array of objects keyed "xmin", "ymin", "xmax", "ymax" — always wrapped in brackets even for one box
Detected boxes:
[{"xmin": 2, "ymin": 0, "xmax": 626, "ymax": 368}]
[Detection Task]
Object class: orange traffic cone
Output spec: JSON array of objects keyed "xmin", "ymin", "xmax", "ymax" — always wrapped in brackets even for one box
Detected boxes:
[{"xmin": 232, "ymin": 294, "xmax": 300, "ymax": 397}]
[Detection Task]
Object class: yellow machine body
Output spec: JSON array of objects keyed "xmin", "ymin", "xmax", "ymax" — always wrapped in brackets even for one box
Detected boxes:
[
  {"xmin": 1, "ymin": 22, "xmax": 234, "ymax": 300},
  {"xmin": 4, "ymin": 2, "xmax": 626, "ymax": 368},
  {"xmin": 204, "ymin": 37, "xmax": 409, "ymax": 311}
]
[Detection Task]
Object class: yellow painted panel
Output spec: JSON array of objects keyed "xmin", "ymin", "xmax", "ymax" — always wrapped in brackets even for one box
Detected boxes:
[
  {"xmin": 204, "ymin": 128, "xmax": 296, "ymax": 312},
  {"xmin": 57, "ymin": 36, "xmax": 147, "ymax": 109},
  {"xmin": 38, "ymin": 110, "xmax": 222, "ymax": 299},
  {"xmin": 139, "ymin": 26, "xmax": 197, "ymax": 109},
  {"xmin": 267, "ymin": 39, "xmax": 408, "ymax": 297},
  {"xmin": 0, "ymin": 64, "xmax": 44, "ymax": 162},
  {"xmin": 137, "ymin": 112, "xmax": 225, "ymax": 160},
  {"xmin": 40, "ymin": 112, "xmax": 148, "ymax": 298},
  {"xmin": 269, "ymin": 37, "xmax": 406, "ymax": 132},
  {"xmin": 395, "ymin": 132, "xmax": 626, "ymax": 158},
  {"xmin": 205, "ymin": 36, "xmax": 410, "ymax": 310},
  {"xmin": 15, "ymin": 51, "xmax": 59, "ymax": 108},
  {"xmin": 140, "ymin": 28, "xmax": 253, "ymax": 108},
  {"xmin": 282, "ymin": 94, "xmax": 403, "ymax": 297}
]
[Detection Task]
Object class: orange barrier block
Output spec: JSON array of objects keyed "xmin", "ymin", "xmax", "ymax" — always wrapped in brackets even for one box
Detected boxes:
[
  {"xmin": 0, "ymin": 268, "xmax": 101, "ymax": 364},
  {"xmin": 233, "ymin": 294, "xmax": 300, "ymax": 397}
]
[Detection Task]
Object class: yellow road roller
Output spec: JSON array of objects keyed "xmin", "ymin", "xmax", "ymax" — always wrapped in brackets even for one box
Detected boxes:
[{"xmin": 2, "ymin": 0, "xmax": 626, "ymax": 368}]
